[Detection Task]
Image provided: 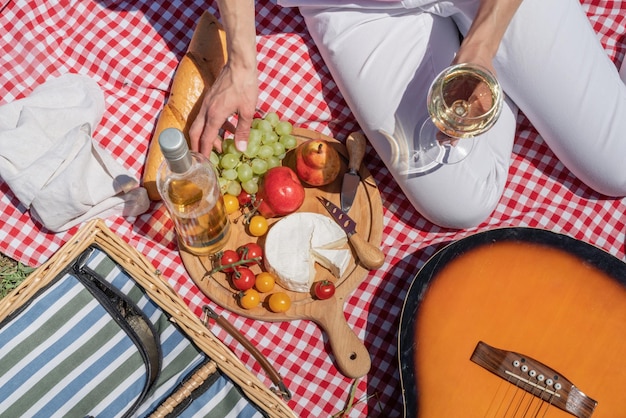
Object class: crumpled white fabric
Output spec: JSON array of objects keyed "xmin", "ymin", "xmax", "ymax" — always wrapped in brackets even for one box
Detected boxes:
[{"xmin": 0, "ymin": 73, "xmax": 150, "ymax": 232}]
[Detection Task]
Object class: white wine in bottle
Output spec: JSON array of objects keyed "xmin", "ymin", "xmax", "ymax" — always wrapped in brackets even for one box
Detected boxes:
[{"xmin": 157, "ymin": 128, "xmax": 230, "ymax": 255}]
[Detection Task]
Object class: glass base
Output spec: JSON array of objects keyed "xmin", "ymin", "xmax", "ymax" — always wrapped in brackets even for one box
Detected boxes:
[{"xmin": 405, "ymin": 118, "xmax": 474, "ymax": 174}]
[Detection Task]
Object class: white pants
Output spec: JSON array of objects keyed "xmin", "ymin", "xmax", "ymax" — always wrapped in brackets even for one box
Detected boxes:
[{"xmin": 286, "ymin": 0, "xmax": 626, "ymax": 228}]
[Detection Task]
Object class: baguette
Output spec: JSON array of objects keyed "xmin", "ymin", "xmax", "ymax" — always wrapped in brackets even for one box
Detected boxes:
[{"xmin": 143, "ymin": 11, "xmax": 228, "ymax": 200}]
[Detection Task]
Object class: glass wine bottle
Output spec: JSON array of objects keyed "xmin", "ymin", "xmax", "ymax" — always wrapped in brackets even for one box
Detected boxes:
[{"xmin": 157, "ymin": 128, "xmax": 230, "ymax": 256}]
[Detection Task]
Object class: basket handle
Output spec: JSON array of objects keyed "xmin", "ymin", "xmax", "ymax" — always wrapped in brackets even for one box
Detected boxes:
[
  {"xmin": 202, "ymin": 305, "xmax": 292, "ymax": 401},
  {"xmin": 149, "ymin": 361, "xmax": 218, "ymax": 418}
]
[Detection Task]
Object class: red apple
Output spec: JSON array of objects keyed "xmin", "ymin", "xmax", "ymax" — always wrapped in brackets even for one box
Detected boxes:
[
  {"xmin": 256, "ymin": 166, "xmax": 305, "ymax": 217},
  {"xmin": 294, "ymin": 139, "xmax": 341, "ymax": 186}
]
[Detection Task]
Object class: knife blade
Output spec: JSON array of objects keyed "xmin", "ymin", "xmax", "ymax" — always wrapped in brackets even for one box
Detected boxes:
[
  {"xmin": 340, "ymin": 132, "xmax": 367, "ymax": 213},
  {"xmin": 317, "ymin": 196, "xmax": 385, "ymax": 270}
]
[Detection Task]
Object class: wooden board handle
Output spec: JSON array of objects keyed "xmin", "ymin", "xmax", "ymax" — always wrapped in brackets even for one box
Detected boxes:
[{"xmin": 311, "ymin": 298, "xmax": 371, "ymax": 378}]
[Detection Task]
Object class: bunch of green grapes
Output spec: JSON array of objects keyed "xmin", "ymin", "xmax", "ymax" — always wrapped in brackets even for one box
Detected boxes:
[{"xmin": 210, "ymin": 112, "xmax": 298, "ymax": 197}]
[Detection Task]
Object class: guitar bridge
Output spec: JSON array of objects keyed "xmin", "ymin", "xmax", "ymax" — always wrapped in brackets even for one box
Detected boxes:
[{"xmin": 470, "ymin": 341, "xmax": 597, "ymax": 418}]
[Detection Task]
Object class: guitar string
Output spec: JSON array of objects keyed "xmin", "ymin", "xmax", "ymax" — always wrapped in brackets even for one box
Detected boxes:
[
  {"xmin": 518, "ymin": 373, "xmax": 558, "ymax": 418},
  {"xmin": 534, "ymin": 394, "xmax": 545, "ymax": 416},
  {"xmin": 486, "ymin": 379, "xmax": 503, "ymax": 418},
  {"xmin": 478, "ymin": 356, "xmax": 568, "ymax": 418},
  {"xmin": 517, "ymin": 385, "xmax": 535, "ymax": 417},
  {"xmin": 534, "ymin": 372, "xmax": 559, "ymax": 418},
  {"xmin": 514, "ymin": 389, "xmax": 529, "ymax": 417},
  {"xmin": 485, "ymin": 374, "xmax": 515, "ymax": 418},
  {"xmin": 503, "ymin": 376, "xmax": 526, "ymax": 417},
  {"xmin": 529, "ymin": 376, "xmax": 553, "ymax": 418},
  {"xmin": 513, "ymin": 371, "xmax": 550, "ymax": 418},
  {"xmin": 521, "ymin": 373, "xmax": 544, "ymax": 418},
  {"xmin": 532, "ymin": 380, "xmax": 552, "ymax": 418},
  {"xmin": 539, "ymin": 387, "xmax": 557, "ymax": 418},
  {"xmin": 479, "ymin": 364, "xmax": 568, "ymax": 418},
  {"xmin": 529, "ymin": 390, "xmax": 545, "ymax": 418}
]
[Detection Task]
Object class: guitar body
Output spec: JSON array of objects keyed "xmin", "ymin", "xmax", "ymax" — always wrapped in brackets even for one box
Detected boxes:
[{"xmin": 398, "ymin": 228, "xmax": 626, "ymax": 417}]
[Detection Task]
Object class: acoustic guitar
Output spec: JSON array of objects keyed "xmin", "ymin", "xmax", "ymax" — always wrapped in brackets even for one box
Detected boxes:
[{"xmin": 398, "ymin": 228, "xmax": 626, "ymax": 417}]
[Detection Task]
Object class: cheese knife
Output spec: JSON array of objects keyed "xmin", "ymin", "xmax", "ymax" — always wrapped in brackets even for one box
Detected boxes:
[
  {"xmin": 318, "ymin": 196, "xmax": 385, "ymax": 270},
  {"xmin": 340, "ymin": 132, "xmax": 367, "ymax": 213}
]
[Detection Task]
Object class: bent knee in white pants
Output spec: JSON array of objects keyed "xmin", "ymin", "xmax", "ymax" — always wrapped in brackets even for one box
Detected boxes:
[{"xmin": 378, "ymin": 97, "xmax": 518, "ymax": 229}]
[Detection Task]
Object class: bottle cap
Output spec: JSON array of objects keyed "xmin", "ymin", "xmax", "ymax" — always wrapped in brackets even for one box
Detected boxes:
[{"xmin": 159, "ymin": 128, "xmax": 193, "ymax": 173}]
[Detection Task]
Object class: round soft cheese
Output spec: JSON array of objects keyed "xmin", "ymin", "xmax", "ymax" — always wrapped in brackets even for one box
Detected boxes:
[{"xmin": 264, "ymin": 212, "xmax": 349, "ymax": 292}]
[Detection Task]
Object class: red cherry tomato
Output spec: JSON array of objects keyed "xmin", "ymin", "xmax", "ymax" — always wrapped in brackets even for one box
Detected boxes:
[
  {"xmin": 312, "ymin": 280, "xmax": 336, "ymax": 300},
  {"xmin": 237, "ymin": 242, "xmax": 263, "ymax": 266},
  {"xmin": 219, "ymin": 250, "xmax": 240, "ymax": 273},
  {"xmin": 237, "ymin": 192, "xmax": 253, "ymax": 206},
  {"xmin": 231, "ymin": 266, "xmax": 255, "ymax": 291}
]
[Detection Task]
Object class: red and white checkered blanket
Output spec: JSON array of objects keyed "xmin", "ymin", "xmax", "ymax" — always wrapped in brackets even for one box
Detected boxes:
[{"xmin": 1, "ymin": 1, "xmax": 625, "ymax": 416}]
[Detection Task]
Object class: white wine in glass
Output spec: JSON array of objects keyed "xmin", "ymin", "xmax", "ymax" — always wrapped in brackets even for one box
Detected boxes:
[{"xmin": 411, "ymin": 63, "xmax": 503, "ymax": 172}]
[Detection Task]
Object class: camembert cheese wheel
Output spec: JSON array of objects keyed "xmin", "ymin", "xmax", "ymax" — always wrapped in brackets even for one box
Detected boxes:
[{"xmin": 264, "ymin": 212, "xmax": 351, "ymax": 292}]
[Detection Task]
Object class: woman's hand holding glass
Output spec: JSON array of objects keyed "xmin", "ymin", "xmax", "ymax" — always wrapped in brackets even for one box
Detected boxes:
[{"xmin": 411, "ymin": 62, "xmax": 503, "ymax": 172}]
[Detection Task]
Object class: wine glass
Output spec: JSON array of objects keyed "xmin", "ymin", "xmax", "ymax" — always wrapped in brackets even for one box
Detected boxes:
[{"xmin": 410, "ymin": 63, "xmax": 503, "ymax": 173}]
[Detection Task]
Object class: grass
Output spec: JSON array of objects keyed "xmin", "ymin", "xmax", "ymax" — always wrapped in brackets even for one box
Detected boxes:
[{"xmin": 0, "ymin": 253, "xmax": 34, "ymax": 299}]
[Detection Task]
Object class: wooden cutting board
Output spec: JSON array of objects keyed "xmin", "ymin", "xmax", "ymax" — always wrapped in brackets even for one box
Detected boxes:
[{"xmin": 180, "ymin": 127, "xmax": 384, "ymax": 378}]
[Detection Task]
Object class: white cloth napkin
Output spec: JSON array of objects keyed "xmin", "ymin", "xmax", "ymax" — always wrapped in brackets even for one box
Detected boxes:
[{"xmin": 0, "ymin": 73, "xmax": 149, "ymax": 231}]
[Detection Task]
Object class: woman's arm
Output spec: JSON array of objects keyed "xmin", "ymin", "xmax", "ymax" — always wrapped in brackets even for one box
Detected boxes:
[
  {"xmin": 189, "ymin": 0, "xmax": 258, "ymax": 155},
  {"xmin": 453, "ymin": 0, "xmax": 524, "ymax": 72}
]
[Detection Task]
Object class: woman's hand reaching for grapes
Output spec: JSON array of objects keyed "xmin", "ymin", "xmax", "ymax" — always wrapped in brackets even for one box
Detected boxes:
[
  {"xmin": 189, "ymin": 63, "xmax": 258, "ymax": 156},
  {"xmin": 189, "ymin": 0, "xmax": 258, "ymax": 157}
]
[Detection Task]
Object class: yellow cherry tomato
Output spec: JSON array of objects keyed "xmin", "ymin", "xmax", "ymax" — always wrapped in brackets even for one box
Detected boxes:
[
  {"xmin": 247, "ymin": 215, "xmax": 269, "ymax": 237},
  {"xmin": 238, "ymin": 289, "xmax": 260, "ymax": 310},
  {"xmin": 255, "ymin": 272, "xmax": 276, "ymax": 293},
  {"xmin": 268, "ymin": 292, "xmax": 291, "ymax": 313},
  {"xmin": 223, "ymin": 194, "xmax": 240, "ymax": 215}
]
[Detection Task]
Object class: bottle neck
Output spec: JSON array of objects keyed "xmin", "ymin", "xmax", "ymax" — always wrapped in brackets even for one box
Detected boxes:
[
  {"xmin": 167, "ymin": 151, "xmax": 194, "ymax": 174},
  {"xmin": 159, "ymin": 127, "xmax": 195, "ymax": 174}
]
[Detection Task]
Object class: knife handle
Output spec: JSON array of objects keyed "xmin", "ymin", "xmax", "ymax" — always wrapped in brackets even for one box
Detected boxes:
[
  {"xmin": 348, "ymin": 231, "xmax": 385, "ymax": 270},
  {"xmin": 346, "ymin": 132, "xmax": 367, "ymax": 172}
]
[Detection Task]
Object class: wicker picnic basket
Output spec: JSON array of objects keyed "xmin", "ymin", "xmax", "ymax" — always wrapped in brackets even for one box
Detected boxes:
[{"xmin": 0, "ymin": 218, "xmax": 296, "ymax": 418}]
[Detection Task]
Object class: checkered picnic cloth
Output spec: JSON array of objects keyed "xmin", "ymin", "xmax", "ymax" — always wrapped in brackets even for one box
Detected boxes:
[{"xmin": 1, "ymin": 1, "xmax": 625, "ymax": 416}]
